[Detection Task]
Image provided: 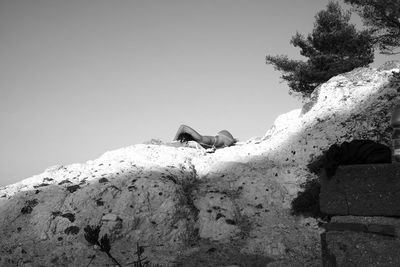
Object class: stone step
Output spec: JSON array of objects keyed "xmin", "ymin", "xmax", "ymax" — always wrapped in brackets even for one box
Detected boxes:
[{"xmin": 322, "ymin": 216, "xmax": 400, "ymax": 266}]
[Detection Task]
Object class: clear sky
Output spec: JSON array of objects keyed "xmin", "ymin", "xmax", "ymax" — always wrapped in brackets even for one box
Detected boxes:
[{"xmin": 0, "ymin": 0, "xmax": 394, "ymax": 186}]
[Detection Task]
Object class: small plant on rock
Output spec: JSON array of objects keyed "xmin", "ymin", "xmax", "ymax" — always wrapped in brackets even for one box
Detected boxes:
[
  {"xmin": 84, "ymin": 225, "xmax": 122, "ymax": 267},
  {"xmin": 133, "ymin": 242, "xmax": 149, "ymax": 267},
  {"xmin": 127, "ymin": 242, "xmax": 164, "ymax": 267}
]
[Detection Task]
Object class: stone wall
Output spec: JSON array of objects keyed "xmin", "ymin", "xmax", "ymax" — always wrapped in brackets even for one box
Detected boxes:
[{"xmin": 320, "ymin": 164, "xmax": 400, "ymax": 266}]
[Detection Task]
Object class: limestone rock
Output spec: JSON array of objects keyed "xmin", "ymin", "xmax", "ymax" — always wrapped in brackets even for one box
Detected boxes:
[
  {"xmin": 263, "ymin": 63, "xmax": 400, "ymax": 166},
  {"xmin": 0, "ymin": 62, "xmax": 399, "ymax": 266}
]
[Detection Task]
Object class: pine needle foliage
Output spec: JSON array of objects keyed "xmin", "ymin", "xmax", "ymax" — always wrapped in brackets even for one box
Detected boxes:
[
  {"xmin": 344, "ymin": 0, "xmax": 400, "ymax": 54},
  {"xmin": 266, "ymin": 1, "xmax": 374, "ymax": 97}
]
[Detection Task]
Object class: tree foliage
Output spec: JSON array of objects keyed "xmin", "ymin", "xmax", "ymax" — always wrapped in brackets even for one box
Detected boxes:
[
  {"xmin": 344, "ymin": 0, "xmax": 400, "ymax": 54},
  {"xmin": 266, "ymin": 1, "xmax": 374, "ymax": 97}
]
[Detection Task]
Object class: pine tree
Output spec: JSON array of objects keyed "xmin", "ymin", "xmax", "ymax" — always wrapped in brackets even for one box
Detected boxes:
[
  {"xmin": 344, "ymin": 0, "xmax": 400, "ymax": 54},
  {"xmin": 266, "ymin": 1, "xmax": 374, "ymax": 97}
]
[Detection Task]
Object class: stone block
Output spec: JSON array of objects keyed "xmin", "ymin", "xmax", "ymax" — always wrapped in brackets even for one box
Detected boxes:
[
  {"xmin": 321, "ymin": 231, "xmax": 400, "ymax": 266},
  {"xmin": 320, "ymin": 163, "xmax": 400, "ymax": 216},
  {"xmin": 322, "ymin": 216, "xmax": 400, "ymax": 266},
  {"xmin": 330, "ymin": 216, "xmax": 400, "ymax": 237}
]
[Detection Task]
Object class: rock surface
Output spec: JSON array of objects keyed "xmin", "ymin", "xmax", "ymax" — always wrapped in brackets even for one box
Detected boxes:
[
  {"xmin": 322, "ymin": 215, "xmax": 400, "ymax": 266},
  {"xmin": 320, "ymin": 163, "xmax": 400, "ymax": 216},
  {"xmin": 322, "ymin": 231, "xmax": 400, "ymax": 267},
  {"xmin": 0, "ymin": 62, "xmax": 399, "ymax": 266}
]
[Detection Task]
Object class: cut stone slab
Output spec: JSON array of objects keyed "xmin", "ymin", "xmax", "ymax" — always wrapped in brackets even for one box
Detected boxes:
[
  {"xmin": 325, "ymin": 222, "xmax": 396, "ymax": 237},
  {"xmin": 320, "ymin": 163, "xmax": 400, "ymax": 216},
  {"xmin": 329, "ymin": 216, "xmax": 400, "ymax": 237},
  {"xmin": 321, "ymin": 214, "xmax": 400, "ymax": 265},
  {"xmin": 324, "ymin": 216, "xmax": 400, "ymax": 239},
  {"xmin": 321, "ymin": 231, "xmax": 400, "ymax": 267}
]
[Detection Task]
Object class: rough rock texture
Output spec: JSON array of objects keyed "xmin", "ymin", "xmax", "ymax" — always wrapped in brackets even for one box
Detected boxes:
[
  {"xmin": 322, "ymin": 216, "xmax": 400, "ymax": 266},
  {"xmin": 0, "ymin": 62, "xmax": 399, "ymax": 266},
  {"xmin": 263, "ymin": 62, "xmax": 400, "ymax": 166},
  {"xmin": 320, "ymin": 163, "xmax": 400, "ymax": 216},
  {"xmin": 0, "ymin": 146, "xmax": 203, "ymax": 266},
  {"xmin": 329, "ymin": 216, "xmax": 400, "ymax": 237},
  {"xmin": 320, "ymin": 162, "xmax": 400, "ymax": 266},
  {"xmin": 322, "ymin": 231, "xmax": 400, "ymax": 266}
]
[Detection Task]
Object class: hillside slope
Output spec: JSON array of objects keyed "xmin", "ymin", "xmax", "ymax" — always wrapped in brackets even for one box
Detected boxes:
[{"xmin": 1, "ymin": 61, "xmax": 399, "ymax": 266}]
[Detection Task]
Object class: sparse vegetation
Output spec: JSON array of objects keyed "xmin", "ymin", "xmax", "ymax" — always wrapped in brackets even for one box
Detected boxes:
[
  {"xmin": 174, "ymin": 174, "xmax": 201, "ymax": 245},
  {"xmin": 127, "ymin": 243, "xmax": 164, "ymax": 267},
  {"xmin": 84, "ymin": 225, "xmax": 162, "ymax": 267},
  {"xmin": 144, "ymin": 139, "xmax": 164, "ymax": 145}
]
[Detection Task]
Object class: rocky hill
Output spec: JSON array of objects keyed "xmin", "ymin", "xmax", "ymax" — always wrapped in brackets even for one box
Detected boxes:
[{"xmin": 1, "ymin": 61, "xmax": 399, "ymax": 266}]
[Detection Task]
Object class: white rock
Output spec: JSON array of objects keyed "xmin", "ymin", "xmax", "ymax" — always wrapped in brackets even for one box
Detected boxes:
[
  {"xmin": 102, "ymin": 213, "xmax": 120, "ymax": 221},
  {"xmin": 0, "ymin": 62, "xmax": 399, "ymax": 266}
]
